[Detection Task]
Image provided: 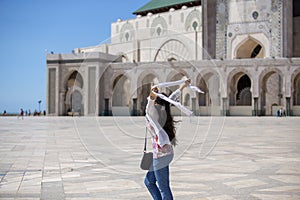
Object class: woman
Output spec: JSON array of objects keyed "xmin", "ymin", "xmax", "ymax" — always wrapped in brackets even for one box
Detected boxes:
[{"xmin": 144, "ymin": 79, "xmax": 190, "ymax": 200}]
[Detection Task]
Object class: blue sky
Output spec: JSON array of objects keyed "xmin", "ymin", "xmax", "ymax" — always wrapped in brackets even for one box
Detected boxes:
[{"xmin": 0, "ymin": 0, "xmax": 146, "ymax": 114}]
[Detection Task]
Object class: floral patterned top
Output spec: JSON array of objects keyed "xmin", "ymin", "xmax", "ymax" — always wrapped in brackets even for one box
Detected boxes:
[{"xmin": 145, "ymin": 89, "xmax": 181, "ymax": 159}]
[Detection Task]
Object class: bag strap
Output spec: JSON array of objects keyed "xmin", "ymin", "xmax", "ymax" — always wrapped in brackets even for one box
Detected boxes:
[{"xmin": 143, "ymin": 127, "xmax": 148, "ymax": 152}]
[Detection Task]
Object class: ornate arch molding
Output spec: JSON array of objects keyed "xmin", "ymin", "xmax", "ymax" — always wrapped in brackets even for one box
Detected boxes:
[
  {"xmin": 258, "ymin": 67, "xmax": 284, "ymax": 86},
  {"xmin": 230, "ymin": 33, "xmax": 270, "ymax": 59},
  {"xmin": 119, "ymin": 22, "xmax": 135, "ymax": 42},
  {"xmin": 185, "ymin": 9, "xmax": 201, "ymax": 32},
  {"xmin": 137, "ymin": 69, "xmax": 161, "ymax": 86},
  {"xmin": 227, "ymin": 68, "xmax": 253, "ymax": 106},
  {"xmin": 290, "ymin": 68, "xmax": 300, "ymax": 103},
  {"xmin": 151, "ymin": 16, "xmax": 168, "ymax": 37},
  {"xmin": 291, "ymin": 67, "xmax": 300, "ymax": 84},
  {"xmin": 63, "ymin": 69, "xmax": 84, "ymax": 89},
  {"xmin": 110, "ymin": 73, "xmax": 132, "ymax": 107},
  {"xmin": 154, "ymin": 39, "xmax": 192, "ymax": 62},
  {"xmin": 196, "ymin": 69, "xmax": 221, "ymax": 106},
  {"xmin": 166, "ymin": 69, "xmax": 188, "ymax": 82},
  {"xmin": 115, "ymin": 52, "xmax": 129, "ymax": 62},
  {"xmin": 227, "ymin": 68, "xmax": 252, "ymax": 87},
  {"xmin": 110, "ymin": 72, "xmax": 131, "ymax": 93}
]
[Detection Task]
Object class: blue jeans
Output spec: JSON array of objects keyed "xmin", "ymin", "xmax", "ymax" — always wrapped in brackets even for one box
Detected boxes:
[{"xmin": 144, "ymin": 154, "xmax": 174, "ymax": 200}]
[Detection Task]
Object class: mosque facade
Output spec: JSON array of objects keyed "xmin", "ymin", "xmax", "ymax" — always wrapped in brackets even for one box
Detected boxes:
[{"xmin": 46, "ymin": 0, "xmax": 300, "ymax": 116}]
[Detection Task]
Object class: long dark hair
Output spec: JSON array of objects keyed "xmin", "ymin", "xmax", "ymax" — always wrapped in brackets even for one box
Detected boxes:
[{"xmin": 155, "ymin": 93, "xmax": 177, "ymax": 146}]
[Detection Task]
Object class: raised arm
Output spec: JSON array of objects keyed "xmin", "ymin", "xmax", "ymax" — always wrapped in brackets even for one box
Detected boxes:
[
  {"xmin": 169, "ymin": 79, "xmax": 191, "ymax": 101},
  {"xmin": 179, "ymin": 79, "xmax": 191, "ymax": 91}
]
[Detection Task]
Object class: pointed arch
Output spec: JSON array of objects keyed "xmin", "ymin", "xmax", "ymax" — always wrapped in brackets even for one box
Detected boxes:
[
  {"xmin": 154, "ymin": 39, "xmax": 192, "ymax": 62},
  {"xmin": 64, "ymin": 70, "xmax": 84, "ymax": 115},
  {"xmin": 64, "ymin": 70, "xmax": 84, "ymax": 89},
  {"xmin": 231, "ymin": 33, "xmax": 269, "ymax": 59},
  {"xmin": 227, "ymin": 69, "xmax": 252, "ymax": 106},
  {"xmin": 259, "ymin": 68, "xmax": 284, "ymax": 115},
  {"xmin": 235, "ymin": 37, "xmax": 264, "ymax": 59},
  {"xmin": 292, "ymin": 68, "xmax": 300, "ymax": 105},
  {"xmin": 111, "ymin": 74, "xmax": 131, "ymax": 107}
]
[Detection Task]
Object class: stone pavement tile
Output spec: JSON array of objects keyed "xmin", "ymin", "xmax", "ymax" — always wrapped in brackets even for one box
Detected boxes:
[
  {"xmin": 41, "ymin": 181, "xmax": 64, "ymax": 200},
  {"xmin": 223, "ymin": 179, "xmax": 268, "ymax": 189},
  {"xmin": 1, "ymin": 116, "xmax": 300, "ymax": 199},
  {"xmin": 259, "ymin": 185, "xmax": 300, "ymax": 192},
  {"xmin": 196, "ymin": 195, "xmax": 237, "ymax": 200},
  {"xmin": 0, "ymin": 172, "xmax": 24, "ymax": 193},
  {"xmin": 251, "ymin": 194, "xmax": 300, "ymax": 200},
  {"xmin": 269, "ymin": 175, "xmax": 300, "ymax": 184},
  {"xmin": 83, "ymin": 179, "xmax": 141, "ymax": 192},
  {"xmin": 276, "ymin": 164, "xmax": 300, "ymax": 174}
]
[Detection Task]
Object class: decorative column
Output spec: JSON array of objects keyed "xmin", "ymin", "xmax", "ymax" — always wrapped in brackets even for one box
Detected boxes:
[
  {"xmin": 104, "ymin": 98, "xmax": 110, "ymax": 116},
  {"xmin": 132, "ymin": 98, "xmax": 138, "ymax": 116},
  {"xmin": 286, "ymin": 97, "xmax": 291, "ymax": 116},
  {"xmin": 47, "ymin": 68, "xmax": 57, "ymax": 115},
  {"xmin": 221, "ymin": 97, "xmax": 229, "ymax": 116},
  {"xmin": 191, "ymin": 98, "xmax": 197, "ymax": 115},
  {"xmin": 253, "ymin": 97, "xmax": 259, "ymax": 116}
]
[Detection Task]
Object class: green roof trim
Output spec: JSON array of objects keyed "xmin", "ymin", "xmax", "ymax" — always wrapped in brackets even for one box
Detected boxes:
[{"xmin": 133, "ymin": 0, "xmax": 197, "ymax": 15}]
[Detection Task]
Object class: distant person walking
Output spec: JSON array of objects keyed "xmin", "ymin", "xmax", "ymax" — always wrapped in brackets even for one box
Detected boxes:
[{"xmin": 18, "ymin": 108, "xmax": 24, "ymax": 120}]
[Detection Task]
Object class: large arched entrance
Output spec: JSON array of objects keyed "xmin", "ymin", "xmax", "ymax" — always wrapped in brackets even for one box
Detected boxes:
[
  {"xmin": 111, "ymin": 74, "xmax": 131, "ymax": 116},
  {"xmin": 229, "ymin": 72, "xmax": 252, "ymax": 115},
  {"xmin": 292, "ymin": 71, "xmax": 300, "ymax": 115},
  {"xmin": 260, "ymin": 69, "xmax": 283, "ymax": 116},
  {"xmin": 64, "ymin": 71, "xmax": 84, "ymax": 115},
  {"xmin": 197, "ymin": 71, "xmax": 220, "ymax": 115},
  {"xmin": 236, "ymin": 38, "xmax": 264, "ymax": 59}
]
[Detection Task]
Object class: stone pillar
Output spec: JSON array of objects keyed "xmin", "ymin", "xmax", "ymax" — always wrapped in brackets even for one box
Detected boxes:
[
  {"xmin": 59, "ymin": 90, "xmax": 65, "ymax": 116},
  {"xmin": 47, "ymin": 68, "xmax": 57, "ymax": 115},
  {"xmin": 191, "ymin": 98, "xmax": 197, "ymax": 115},
  {"xmin": 221, "ymin": 97, "xmax": 229, "ymax": 116},
  {"xmin": 252, "ymin": 97, "xmax": 259, "ymax": 116},
  {"xmin": 104, "ymin": 98, "xmax": 110, "ymax": 116},
  {"xmin": 55, "ymin": 67, "xmax": 59, "ymax": 115},
  {"xmin": 133, "ymin": 40, "xmax": 140, "ymax": 62},
  {"xmin": 132, "ymin": 98, "xmax": 138, "ymax": 116},
  {"xmin": 286, "ymin": 97, "xmax": 291, "ymax": 116},
  {"xmin": 282, "ymin": 0, "xmax": 293, "ymax": 57},
  {"xmin": 202, "ymin": 0, "xmax": 217, "ymax": 59},
  {"xmin": 88, "ymin": 67, "xmax": 96, "ymax": 115}
]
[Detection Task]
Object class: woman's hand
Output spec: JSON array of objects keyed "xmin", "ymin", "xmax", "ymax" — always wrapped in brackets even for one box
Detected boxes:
[
  {"xmin": 150, "ymin": 86, "xmax": 158, "ymax": 100},
  {"xmin": 179, "ymin": 79, "xmax": 191, "ymax": 91}
]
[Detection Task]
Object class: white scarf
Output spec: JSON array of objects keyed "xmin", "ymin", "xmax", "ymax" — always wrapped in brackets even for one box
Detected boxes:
[
  {"xmin": 157, "ymin": 79, "xmax": 205, "ymax": 94},
  {"xmin": 145, "ymin": 79, "xmax": 204, "ymax": 147},
  {"xmin": 155, "ymin": 79, "xmax": 204, "ymax": 116}
]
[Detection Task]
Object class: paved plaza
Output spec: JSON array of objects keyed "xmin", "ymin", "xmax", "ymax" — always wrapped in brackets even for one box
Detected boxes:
[{"xmin": 0, "ymin": 116, "xmax": 299, "ymax": 200}]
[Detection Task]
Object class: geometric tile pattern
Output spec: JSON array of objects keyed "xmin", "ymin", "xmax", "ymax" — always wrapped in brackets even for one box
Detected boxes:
[{"xmin": 0, "ymin": 117, "xmax": 299, "ymax": 200}]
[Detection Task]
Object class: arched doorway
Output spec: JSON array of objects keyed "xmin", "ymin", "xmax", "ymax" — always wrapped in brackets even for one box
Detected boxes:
[
  {"xmin": 64, "ymin": 71, "xmax": 84, "ymax": 115},
  {"xmin": 260, "ymin": 70, "xmax": 283, "ymax": 116},
  {"xmin": 138, "ymin": 74, "xmax": 159, "ymax": 115},
  {"xmin": 236, "ymin": 75, "xmax": 252, "ymax": 105},
  {"xmin": 292, "ymin": 72, "xmax": 300, "ymax": 115},
  {"xmin": 197, "ymin": 72, "xmax": 220, "ymax": 116},
  {"xmin": 71, "ymin": 90, "xmax": 83, "ymax": 114},
  {"xmin": 293, "ymin": 72, "xmax": 300, "ymax": 105},
  {"xmin": 229, "ymin": 72, "xmax": 252, "ymax": 115},
  {"xmin": 111, "ymin": 74, "xmax": 131, "ymax": 116},
  {"xmin": 236, "ymin": 38, "xmax": 264, "ymax": 59}
]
